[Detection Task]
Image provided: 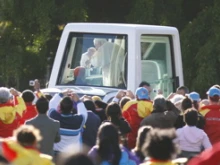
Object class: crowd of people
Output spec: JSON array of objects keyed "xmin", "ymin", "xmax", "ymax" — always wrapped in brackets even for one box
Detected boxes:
[{"xmin": 0, "ymin": 80, "xmax": 220, "ymax": 165}]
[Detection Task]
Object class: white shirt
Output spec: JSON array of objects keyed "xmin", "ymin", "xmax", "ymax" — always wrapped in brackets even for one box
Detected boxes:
[{"xmin": 174, "ymin": 125, "xmax": 212, "ymax": 152}]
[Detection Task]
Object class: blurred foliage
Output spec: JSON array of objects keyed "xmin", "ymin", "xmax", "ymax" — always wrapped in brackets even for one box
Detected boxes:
[
  {"xmin": 0, "ymin": 0, "xmax": 219, "ymax": 95},
  {"xmin": 0, "ymin": 0, "xmax": 87, "ymax": 90}
]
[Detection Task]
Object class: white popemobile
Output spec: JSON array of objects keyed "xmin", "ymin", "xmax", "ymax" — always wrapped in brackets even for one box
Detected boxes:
[{"xmin": 44, "ymin": 23, "xmax": 184, "ymax": 102}]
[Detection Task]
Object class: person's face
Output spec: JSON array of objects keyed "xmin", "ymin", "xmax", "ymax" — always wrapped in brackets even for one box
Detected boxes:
[
  {"xmin": 95, "ymin": 41, "xmax": 103, "ymax": 50},
  {"xmin": 34, "ymin": 80, "xmax": 40, "ymax": 90},
  {"xmin": 176, "ymin": 89, "xmax": 185, "ymax": 96},
  {"xmin": 88, "ymin": 49, "xmax": 96, "ymax": 57},
  {"xmin": 143, "ymin": 85, "xmax": 151, "ymax": 94}
]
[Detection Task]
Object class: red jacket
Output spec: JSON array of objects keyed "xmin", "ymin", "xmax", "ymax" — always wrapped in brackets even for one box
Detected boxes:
[
  {"xmin": 188, "ymin": 142, "xmax": 220, "ymax": 165},
  {"xmin": 122, "ymin": 100, "xmax": 153, "ymax": 149},
  {"xmin": 20, "ymin": 103, "xmax": 38, "ymax": 125},
  {"xmin": 0, "ymin": 97, "xmax": 26, "ymax": 138},
  {"xmin": 199, "ymin": 104, "xmax": 220, "ymax": 145}
]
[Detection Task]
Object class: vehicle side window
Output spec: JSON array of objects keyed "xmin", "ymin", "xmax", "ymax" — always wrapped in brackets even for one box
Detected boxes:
[{"xmin": 141, "ymin": 35, "xmax": 174, "ymax": 98}]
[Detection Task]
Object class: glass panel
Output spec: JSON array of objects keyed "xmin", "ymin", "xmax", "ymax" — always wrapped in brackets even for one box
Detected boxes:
[
  {"xmin": 57, "ymin": 33, "xmax": 127, "ymax": 89},
  {"xmin": 141, "ymin": 35, "xmax": 173, "ymax": 98}
]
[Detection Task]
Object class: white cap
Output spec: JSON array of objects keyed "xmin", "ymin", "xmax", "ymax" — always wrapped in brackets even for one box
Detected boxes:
[{"xmin": 170, "ymin": 94, "xmax": 185, "ymax": 104}]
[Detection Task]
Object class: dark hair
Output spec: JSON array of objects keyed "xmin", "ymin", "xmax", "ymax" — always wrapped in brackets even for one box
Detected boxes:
[
  {"xmin": 192, "ymin": 100, "xmax": 199, "ymax": 110},
  {"xmin": 133, "ymin": 126, "xmax": 152, "ymax": 162},
  {"xmin": 94, "ymin": 100, "xmax": 107, "ymax": 109},
  {"xmin": 176, "ymin": 86, "xmax": 189, "ymax": 94},
  {"xmin": 97, "ymin": 123, "xmax": 121, "ymax": 165},
  {"xmin": 139, "ymin": 81, "xmax": 150, "ymax": 87},
  {"xmin": 181, "ymin": 97, "xmax": 192, "ymax": 111},
  {"xmin": 209, "ymin": 95, "xmax": 220, "ymax": 103},
  {"xmin": 119, "ymin": 97, "xmax": 131, "ymax": 109},
  {"xmin": 153, "ymin": 95, "xmax": 166, "ymax": 112},
  {"xmin": 59, "ymin": 153, "xmax": 94, "ymax": 165},
  {"xmin": 44, "ymin": 94, "xmax": 52, "ymax": 101},
  {"xmin": 36, "ymin": 96, "xmax": 49, "ymax": 114},
  {"xmin": 22, "ymin": 90, "xmax": 35, "ymax": 103},
  {"xmin": 14, "ymin": 125, "xmax": 42, "ymax": 147},
  {"xmin": 60, "ymin": 97, "xmax": 75, "ymax": 114},
  {"xmin": 106, "ymin": 102, "xmax": 121, "ymax": 126},
  {"xmin": 184, "ymin": 109, "xmax": 198, "ymax": 126},
  {"xmin": 142, "ymin": 129, "xmax": 178, "ymax": 161},
  {"xmin": 166, "ymin": 100, "xmax": 177, "ymax": 111},
  {"xmin": 84, "ymin": 100, "xmax": 96, "ymax": 112}
]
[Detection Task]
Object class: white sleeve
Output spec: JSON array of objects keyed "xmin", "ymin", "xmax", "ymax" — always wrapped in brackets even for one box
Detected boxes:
[
  {"xmin": 77, "ymin": 102, "xmax": 88, "ymax": 123},
  {"xmin": 91, "ymin": 51, "xmax": 102, "ymax": 67},
  {"xmin": 202, "ymin": 132, "xmax": 212, "ymax": 149},
  {"xmin": 112, "ymin": 97, "xmax": 119, "ymax": 103},
  {"xmin": 49, "ymin": 93, "xmax": 62, "ymax": 110},
  {"xmin": 80, "ymin": 54, "xmax": 87, "ymax": 67}
]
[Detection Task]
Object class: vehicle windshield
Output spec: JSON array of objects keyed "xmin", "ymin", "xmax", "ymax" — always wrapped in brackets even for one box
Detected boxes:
[{"xmin": 57, "ymin": 33, "xmax": 127, "ymax": 88}]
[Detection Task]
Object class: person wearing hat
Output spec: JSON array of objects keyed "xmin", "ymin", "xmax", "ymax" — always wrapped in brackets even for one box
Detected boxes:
[
  {"xmin": 0, "ymin": 87, "xmax": 26, "ymax": 138},
  {"xmin": 188, "ymin": 92, "xmax": 201, "ymax": 110},
  {"xmin": 122, "ymin": 87, "xmax": 153, "ymax": 149},
  {"xmin": 199, "ymin": 87, "xmax": 220, "ymax": 145}
]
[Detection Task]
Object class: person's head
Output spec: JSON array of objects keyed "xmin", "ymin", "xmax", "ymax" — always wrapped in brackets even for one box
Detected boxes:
[
  {"xmin": 36, "ymin": 96, "xmax": 49, "ymax": 114},
  {"xmin": 142, "ymin": 129, "xmax": 179, "ymax": 161},
  {"xmin": 134, "ymin": 126, "xmax": 152, "ymax": 161},
  {"xmin": 13, "ymin": 125, "xmax": 42, "ymax": 148},
  {"xmin": 119, "ymin": 96, "xmax": 131, "ymax": 109},
  {"xmin": 94, "ymin": 100, "xmax": 107, "ymax": 109},
  {"xmin": 87, "ymin": 47, "xmax": 96, "ymax": 56},
  {"xmin": 153, "ymin": 95, "xmax": 166, "ymax": 112},
  {"xmin": 206, "ymin": 87, "xmax": 220, "ymax": 104},
  {"xmin": 93, "ymin": 38, "xmax": 107, "ymax": 50},
  {"xmin": 184, "ymin": 108, "xmax": 198, "ymax": 126},
  {"xmin": 58, "ymin": 153, "xmax": 94, "ymax": 165},
  {"xmin": 181, "ymin": 97, "xmax": 193, "ymax": 111},
  {"xmin": 188, "ymin": 92, "xmax": 201, "ymax": 102},
  {"xmin": 60, "ymin": 96, "xmax": 75, "ymax": 114},
  {"xmin": 22, "ymin": 90, "xmax": 35, "ymax": 103},
  {"xmin": 106, "ymin": 102, "xmax": 121, "ymax": 122},
  {"xmin": 84, "ymin": 100, "xmax": 96, "ymax": 112},
  {"xmin": 188, "ymin": 92, "xmax": 200, "ymax": 110},
  {"xmin": 176, "ymin": 86, "xmax": 189, "ymax": 96},
  {"xmin": 0, "ymin": 87, "xmax": 12, "ymax": 104},
  {"xmin": 96, "ymin": 123, "xmax": 121, "ymax": 165},
  {"xmin": 34, "ymin": 79, "xmax": 40, "ymax": 91},
  {"xmin": 92, "ymin": 96, "xmax": 102, "ymax": 102},
  {"xmin": 170, "ymin": 94, "xmax": 185, "ymax": 110},
  {"xmin": 200, "ymin": 99, "xmax": 209, "ymax": 107},
  {"xmin": 139, "ymin": 81, "xmax": 152, "ymax": 94},
  {"xmin": 135, "ymin": 87, "xmax": 149, "ymax": 100}
]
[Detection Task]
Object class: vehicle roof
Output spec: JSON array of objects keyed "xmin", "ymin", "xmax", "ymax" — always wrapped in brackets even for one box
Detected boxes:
[{"xmin": 64, "ymin": 23, "xmax": 179, "ymax": 35}]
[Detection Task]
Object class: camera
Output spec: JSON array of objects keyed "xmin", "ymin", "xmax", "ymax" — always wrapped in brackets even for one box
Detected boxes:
[{"xmin": 29, "ymin": 80, "xmax": 35, "ymax": 86}]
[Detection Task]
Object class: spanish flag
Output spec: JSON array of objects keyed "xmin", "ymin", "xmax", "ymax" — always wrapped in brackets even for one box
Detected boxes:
[
  {"xmin": 0, "ymin": 96, "xmax": 26, "ymax": 137},
  {"xmin": 122, "ymin": 100, "xmax": 153, "ymax": 149},
  {"xmin": 2, "ymin": 140, "xmax": 54, "ymax": 165},
  {"xmin": 35, "ymin": 91, "xmax": 45, "ymax": 99}
]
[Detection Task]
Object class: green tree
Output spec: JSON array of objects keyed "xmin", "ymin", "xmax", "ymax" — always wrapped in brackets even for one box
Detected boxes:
[
  {"xmin": 0, "ymin": 0, "xmax": 87, "ymax": 90},
  {"xmin": 181, "ymin": 0, "xmax": 220, "ymax": 96}
]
